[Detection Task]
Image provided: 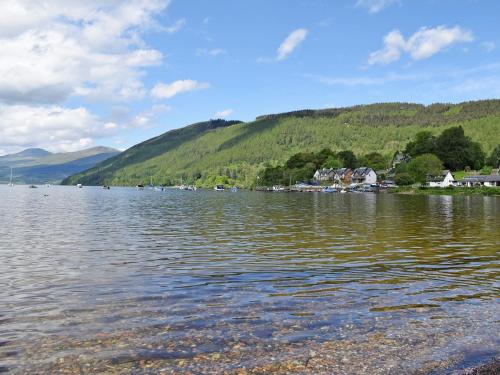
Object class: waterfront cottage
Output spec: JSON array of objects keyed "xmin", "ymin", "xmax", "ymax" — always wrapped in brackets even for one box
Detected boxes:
[
  {"xmin": 335, "ymin": 168, "xmax": 353, "ymax": 185},
  {"xmin": 314, "ymin": 168, "xmax": 337, "ymax": 181},
  {"xmin": 426, "ymin": 170, "xmax": 455, "ymax": 188},
  {"xmin": 352, "ymin": 167, "xmax": 377, "ymax": 184},
  {"xmin": 460, "ymin": 175, "xmax": 500, "ymax": 187}
]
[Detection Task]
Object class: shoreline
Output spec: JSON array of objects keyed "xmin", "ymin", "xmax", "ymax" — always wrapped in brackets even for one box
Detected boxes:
[{"xmin": 390, "ymin": 186, "xmax": 500, "ymax": 196}]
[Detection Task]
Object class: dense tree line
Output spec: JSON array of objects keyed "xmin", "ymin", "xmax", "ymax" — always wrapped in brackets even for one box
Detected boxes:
[{"xmin": 395, "ymin": 126, "xmax": 499, "ymax": 185}]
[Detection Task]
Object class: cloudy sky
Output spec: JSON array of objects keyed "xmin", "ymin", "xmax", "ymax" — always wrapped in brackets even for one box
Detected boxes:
[{"xmin": 0, "ymin": 0, "xmax": 499, "ymax": 155}]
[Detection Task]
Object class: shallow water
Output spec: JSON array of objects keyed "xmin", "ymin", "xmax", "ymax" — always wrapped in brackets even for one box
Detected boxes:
[{"xmin": 0, "ymin": 186, "xmax": 498, "ymax": 373}]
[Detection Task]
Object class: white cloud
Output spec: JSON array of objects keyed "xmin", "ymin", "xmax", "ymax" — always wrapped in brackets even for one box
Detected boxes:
[
  {"xmin": 163, "ymin": 18, "xmax": 186, "ymax": 34},
  {"xmin": 196, "ymin": 48, "xmax": 226, "ymax": 57},
  {"xmin": 0, "ymin": 104, "xmax": 117, "ymax": 153},
  {"xmin": 369, "ymin": 26, "xmax": 473, "ymax": 65},
  {"xmin": 0, "ymin": 1, "xmax": 168, "ymax": 104},
  {"xmin": 0, "ymin": 0, "xmax": 172, "ymax": 152},
  {"xmin": 214, "ymin": 109, "xmax": 233, "ymax": 118},
  {"xmin": 356, "ymin": 0, "xmax": 399, "ymax": 13},
  {"xmin": 151, "ymin": 80, "xmax": 210, "ymax": 99},
  {"xmin": 277, "ymin": 29, "xmax": 308, "ymax": 61},
  {"xmin": 130, "ymin": 104, "xmax": 171, "ymax": 128}
]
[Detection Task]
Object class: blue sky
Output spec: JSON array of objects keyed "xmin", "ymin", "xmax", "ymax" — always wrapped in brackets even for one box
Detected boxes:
[{"xmin": 0, "ymin": 0, "xmax": 499, "ymax": 154}]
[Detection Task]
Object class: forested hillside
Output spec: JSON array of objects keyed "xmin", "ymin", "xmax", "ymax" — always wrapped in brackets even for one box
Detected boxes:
[{"xmin": 62, "ymin": 101, "xmax": 500, "ymax": 187}]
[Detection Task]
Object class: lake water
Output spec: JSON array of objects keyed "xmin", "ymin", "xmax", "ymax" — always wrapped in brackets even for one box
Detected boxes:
[{"xmin": 0, "ymin": 186, "xmax": 498, "ymax": 374}]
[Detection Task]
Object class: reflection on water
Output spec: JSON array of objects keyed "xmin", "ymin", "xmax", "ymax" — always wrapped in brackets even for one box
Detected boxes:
[{"xmin": 0, "ymin": 186, "xmax": 498, "ymax": 373}]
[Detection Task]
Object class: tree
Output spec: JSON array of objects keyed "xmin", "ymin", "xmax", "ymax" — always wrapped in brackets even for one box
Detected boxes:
[
  {"xmin": 407, "ymin": 154, "xmax": 444, "ymax": 184},
  {"xmin": 405, "ymin": 131, "xmax": 437, "ymax": 157},
  {"xmin": 322, "ymin": 155, "xmax": 342, "ymax": 169},
  {"xmin": 315, "ymin": 148, "xmax": 336, "ymax": 167},
  {"xmin": 486, "ymin": 145, "xmax": 500, "ymax": 168},
  {"xmin": 285, "ymin": 152, "xmax": 315, "ymax": 169},
  {"xmin": 360, "ymin": 152, "xmax": 387, "ymax": 171},
  {"xmin": 435, "ymin": 126, "xmax": 484, "ymax": 171},
  {"xmin": 394, "ymin": 172, "xmax": 414, "ymax": 186},
  {"xmin": 337, "ymin": 150, "xmax": 358, "ymax": 169},
  {"xmin": 469, "ymin": 142, "xmax": 485, "ymax": 170}
]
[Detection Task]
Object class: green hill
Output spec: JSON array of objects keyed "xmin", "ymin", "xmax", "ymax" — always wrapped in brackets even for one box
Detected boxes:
[{"xmin": 62, "ymin": 101, "xmax": 500, "ymax": 187}]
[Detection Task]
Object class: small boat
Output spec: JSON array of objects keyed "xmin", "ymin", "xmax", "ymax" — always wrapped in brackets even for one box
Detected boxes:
[
  {"xmin": 272, "ymin": 185, "xmax": 285, "ymax": 192},
  {"xmin": 76, "ymin": 184, "xmax": 83, "ymax": 188},
  {"xmin": 29, "ymin": 185, "xmax": 38, "ymax": 189},
  {"xmin": 102, "ymin": 185, "xmax": 110, "ymax": 190},
  {"xmin": 321, "ymin": 187, "xmax": 337, "ymax": 193},
  {"xmin": 340, "ymin": 189, "xmax": 347, "ymax": 194},
  {"xmin": 231, "ymin": 186, "xmax": 238, "ymax": 192},
  {"xmin": 214, "ymin": 185, "xmax": 225, "ymax": 191},
  {"xmin": 136, "ymin": 184, "xmax": 144, "ymax": 190},
  {"xmin": 8, "ymin": 167, "xmax": 14, "ymax": 187}
]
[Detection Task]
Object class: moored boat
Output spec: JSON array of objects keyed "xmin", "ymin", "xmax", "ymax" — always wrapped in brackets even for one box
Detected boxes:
[{"xmin": 214, "ymin": 185, "xmax": 225, "ymax": 191}]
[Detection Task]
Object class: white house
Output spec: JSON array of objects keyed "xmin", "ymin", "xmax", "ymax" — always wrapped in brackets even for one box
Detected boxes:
[
  {"xmin": 460, "ymin": 175, "xmax": 500, "ymax": 187},
  {"xmin": 313, "ymin": 168, "xmax": 337, "ymax": 181},
  {"xmin": 352, "ymin": 167, "xmax": 377, "ymax": 184},
  {"xmin": 427, "ymin": 170, "xmax": 455, "ymax": 188}
]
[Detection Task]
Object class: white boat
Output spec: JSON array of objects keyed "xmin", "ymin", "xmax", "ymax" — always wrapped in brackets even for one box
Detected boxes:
[
  {"xmin": 8, "ymin": 167, "xmax": 13, "ymax": 187},
  {"xmin": 77, "ymin": 184, "xmax": 83, "ymax": 188},
  {"xmin": 214, "ymin": 185, "xmax": 225, "ymax": 191}
]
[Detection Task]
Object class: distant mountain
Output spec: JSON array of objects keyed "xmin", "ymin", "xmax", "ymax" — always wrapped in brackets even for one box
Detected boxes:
[
  {"xmin": 0, "ymin": 146, "xmax": 120, "ymax": 184},
  {"xmin": 0, "ymin": 148, "xmax": 52, "ymax": 167},
  {"xmin": 63, "ymin": 100, "xmax": 500, "ymax": 187}
]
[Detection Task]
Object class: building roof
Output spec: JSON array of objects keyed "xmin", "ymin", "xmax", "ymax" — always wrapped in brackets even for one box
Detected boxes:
[
  {"xmin": 461, "ymin": 175, "xmax": 500, "ymax": 182},
  {"xmin": 352, "ymin": 167, "xmax": 375, "ymax": 178},
  {"xmin": 427, "ymin": 170, "xmax": 452, "ymax": 182}
]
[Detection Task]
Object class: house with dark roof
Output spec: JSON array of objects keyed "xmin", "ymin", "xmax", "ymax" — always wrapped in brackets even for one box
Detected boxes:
[
  {"xmin": 313, "ymin": 168, "xmax": 337, "ymax": 182},
  {"xmin": 352, "ymin": 167, "xmax": 377, "ymax": 184},
  {"xmin": 335, "ymin": 168, "xmax": 353, "ymax": 185},
  {"xmin": 460, "ymin": 175, "xmax": 500, "ymax": 187},
  {"xmin": 426, "ymin": 170, "xmax": 455, "ymax": 187}
]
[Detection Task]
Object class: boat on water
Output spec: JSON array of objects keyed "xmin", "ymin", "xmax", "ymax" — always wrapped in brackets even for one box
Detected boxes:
[
  {"xmin": 28, "ymin": 185, "xmax": 37, "ymax": 189},
  {"xmin": 231, "ymin": 186, "xmax": 238, "ymax": 192},
  {"xmin": 214, "ymin": 185, "xmax": 225, "ymax": 191},
  {"xmin": 321, "ymin": 187, "xmax": 337, "ymax": 193},
  {"xmin": 272, "ymin": 185, "xmax": 285, "ymax": 192},
  {"xmin": 8, "ymin": 167, "xmax": 14, "ymax": 187},
  {"xmin": 137, "ymin": 184, "xmax": 145, "ymax": 190},
  {"xmin": 179, "ymin": 185, "xmax": 196, "ymax": 191},
  {"xmin": 102, "ymin": 185, "xmax": 110, "ymax": 190},
  {"xmin": 76, "ymin": 184, "xmax": 83, "ymax": 188}
]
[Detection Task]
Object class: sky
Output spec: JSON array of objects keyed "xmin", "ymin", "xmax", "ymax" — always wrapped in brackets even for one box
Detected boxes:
[{"xmin": 0, "ymin": 0, "xmax": 499, "ymax": 155}]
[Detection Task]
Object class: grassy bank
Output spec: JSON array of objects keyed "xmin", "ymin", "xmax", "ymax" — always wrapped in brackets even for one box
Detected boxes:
[{"xmin": 390, "ymin": 186, "xmax": 500, "ymax": 196}]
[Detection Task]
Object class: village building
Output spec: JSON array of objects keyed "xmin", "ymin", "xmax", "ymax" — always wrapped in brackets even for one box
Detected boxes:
[
  {"xmin": 313, "ymin": 168, "xmax": 354, "ymax": 185},
  {"xmin": 352, "ymin": 167, "xmax": 377, "ymax": 184},
  {"xmin": 426, "ymin": 170, "xmax": 455, "ymax": 188},
  {"xmin": 313, "ymin": 168, "xmax": 337, "ymax": 182},
  {"xmin": 335, "ymin": 168, "xmax": 353, "ymax": 185},
  {"xmin": 460, "ymin": 175, "xmax": 500, "ymax": 187},
  {"xmin": 391, "ymin": 151, "xmax": 411, "ymax": 169}
]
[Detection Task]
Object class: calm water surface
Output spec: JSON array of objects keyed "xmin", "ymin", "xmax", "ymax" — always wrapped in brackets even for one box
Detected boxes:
[{"xmin": 0, "ymin": 186, "xmax": 498, "ymax": 374}]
